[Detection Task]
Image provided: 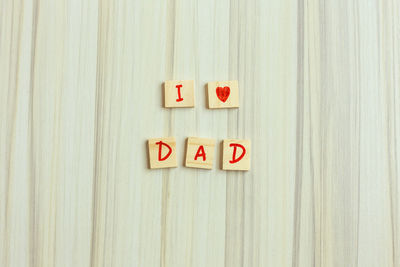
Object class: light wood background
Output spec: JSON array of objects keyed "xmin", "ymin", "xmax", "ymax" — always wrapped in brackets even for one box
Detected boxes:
[{"xmin": 1, "ymin": 0, "xmax": 400, "ymax": 266}]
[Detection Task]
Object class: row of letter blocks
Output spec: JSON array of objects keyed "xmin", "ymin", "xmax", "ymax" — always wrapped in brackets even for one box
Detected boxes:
[
  {"xmin": 164, "ymin": 80, "xmax": 239, "ymax": 108},
  {"xmin": 148, "ymin": 137, "xmax": 251, "ymax": 171}
]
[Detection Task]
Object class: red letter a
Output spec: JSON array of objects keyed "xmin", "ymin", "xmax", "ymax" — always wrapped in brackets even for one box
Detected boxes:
[
  {"xmin": 194, "ymin": 145, "xmax": 206, "ymax": 161},
  {"xmin": 229, "ymin": 143, "xmax": 246, "ymax": 164},
  {"xmin": 156, "ymin": 141, "xmax": 172, "ymax": 161}
]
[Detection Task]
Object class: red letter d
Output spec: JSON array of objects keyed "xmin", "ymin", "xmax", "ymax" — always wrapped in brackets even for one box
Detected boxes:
[
  {"xmin": 229, "ymin": 143, "xmax": 246, "ymax": 164},
  {"xmin": 156, "ymin": 141, "xmax": 172, "ymax": 161}
]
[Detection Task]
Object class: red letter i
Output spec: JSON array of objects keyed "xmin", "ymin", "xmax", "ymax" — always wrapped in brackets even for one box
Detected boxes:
[{"xmin": 176, "ymin": 84, "xmax": 184, "ymax": 102}]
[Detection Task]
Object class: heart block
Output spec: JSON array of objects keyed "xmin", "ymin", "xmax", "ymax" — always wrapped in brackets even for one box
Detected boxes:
[{"xmin": 207, "ymin": 81, "xmax": 239, "ymax": 109}]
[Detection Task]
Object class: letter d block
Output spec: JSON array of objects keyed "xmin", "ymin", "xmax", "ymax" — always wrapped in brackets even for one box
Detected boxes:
[
  {"xmin": 148, "ymin": 137, "xmax": 178, "ymax": 169},
  {"xmin": 222, "ymin": 139, "xmax": 251, "ymax": 171}
]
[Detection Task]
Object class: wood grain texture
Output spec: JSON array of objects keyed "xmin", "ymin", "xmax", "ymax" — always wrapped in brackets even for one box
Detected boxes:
[{"xmin": 1, "ymin": 0, "xmax": 399, "ymax": 266}]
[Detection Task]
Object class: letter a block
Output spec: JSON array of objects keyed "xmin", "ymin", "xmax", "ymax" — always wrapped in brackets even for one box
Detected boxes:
[
  {"xmin": 148, "ymin": 137, "xmax": 178, "ymax": 169},
  {"xmin": 207, "ymin": 81, "xmax": 239, "ymax": 109},
  {"xmin": 222, "ymin": 139, "xmax": 251, "ymax": 171},
  {"xmin": 185, "ymin": 137, "xmax": 216, "ymax": 169},
  {"xmin": 164, "ymin": 80, "xmax": 195, "ymax": 108}
]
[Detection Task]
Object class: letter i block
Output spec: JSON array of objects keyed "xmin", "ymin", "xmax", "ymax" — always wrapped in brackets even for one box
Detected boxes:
[
  {"xmin": 222, "ymin": 139, "xmax": 251, "ymax": 171},
  {"xmin": 185, "ymin": 137, "xmax": 216, "ymax": 169},
  {"xmin": 164, "ymin": 80, "xmax": 195, "ymax": 108},
  {"xmin": 148, "ymin": 137, "xmax": 178, "ymax": 169}
]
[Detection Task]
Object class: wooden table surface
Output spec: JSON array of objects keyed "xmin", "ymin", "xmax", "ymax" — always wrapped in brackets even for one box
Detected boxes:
[{"xmin": 1, "ymin": 0, "xmax": 399, "ymax": 266}]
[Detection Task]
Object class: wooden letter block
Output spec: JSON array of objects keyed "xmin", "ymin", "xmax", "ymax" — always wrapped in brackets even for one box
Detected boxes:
[
  {"xmin": 185, "ymin": 137, "xmax": 216, "ymax": 169},
  {"xmin": 207, "ymin": 80, "xmax": 239, "ymax": 109},
  {"xmin": 164, "ymin": 80, "xmax": 195, "ymax": 108},
  {"xmin": 148, "ymin": 137, "xmax": 177, "ymax": 169},
  {"xmin": 222, "ymin": 139, "xmax": 251, "ymax": 171}
]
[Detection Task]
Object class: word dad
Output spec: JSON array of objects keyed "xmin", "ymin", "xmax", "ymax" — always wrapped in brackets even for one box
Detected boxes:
[
  {"xmin": 148, "ymin": 137, "xmax": 251, "ymax": 171},
  {"xmin": 164, "ymin": 80, "xmax": 239, "ymax": 108}
]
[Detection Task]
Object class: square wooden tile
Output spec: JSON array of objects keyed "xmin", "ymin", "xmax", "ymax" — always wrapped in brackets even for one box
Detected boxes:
[
  {"xmin": 222, "ymin": 139, "xmax": 251, "ymax": 171},
  {"xmin": 185, "ymin": 137, "xmax": 216, "ymax": 169},
  {"xmin": 148, "ymin": 137, "xmax": 178, "ymax": 169},
  {"xmin": 207, "ymin": 80, "xmax": 239, "ymax": 109},
  {"xmin": 164, "ymin": 80, "xmax": 195, "ymax": 108}
]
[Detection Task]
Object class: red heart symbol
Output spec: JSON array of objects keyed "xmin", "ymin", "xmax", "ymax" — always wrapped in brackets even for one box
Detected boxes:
[{"xmin": 216, "ymin": 86, "xmax": 230, "ymax": 102}]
